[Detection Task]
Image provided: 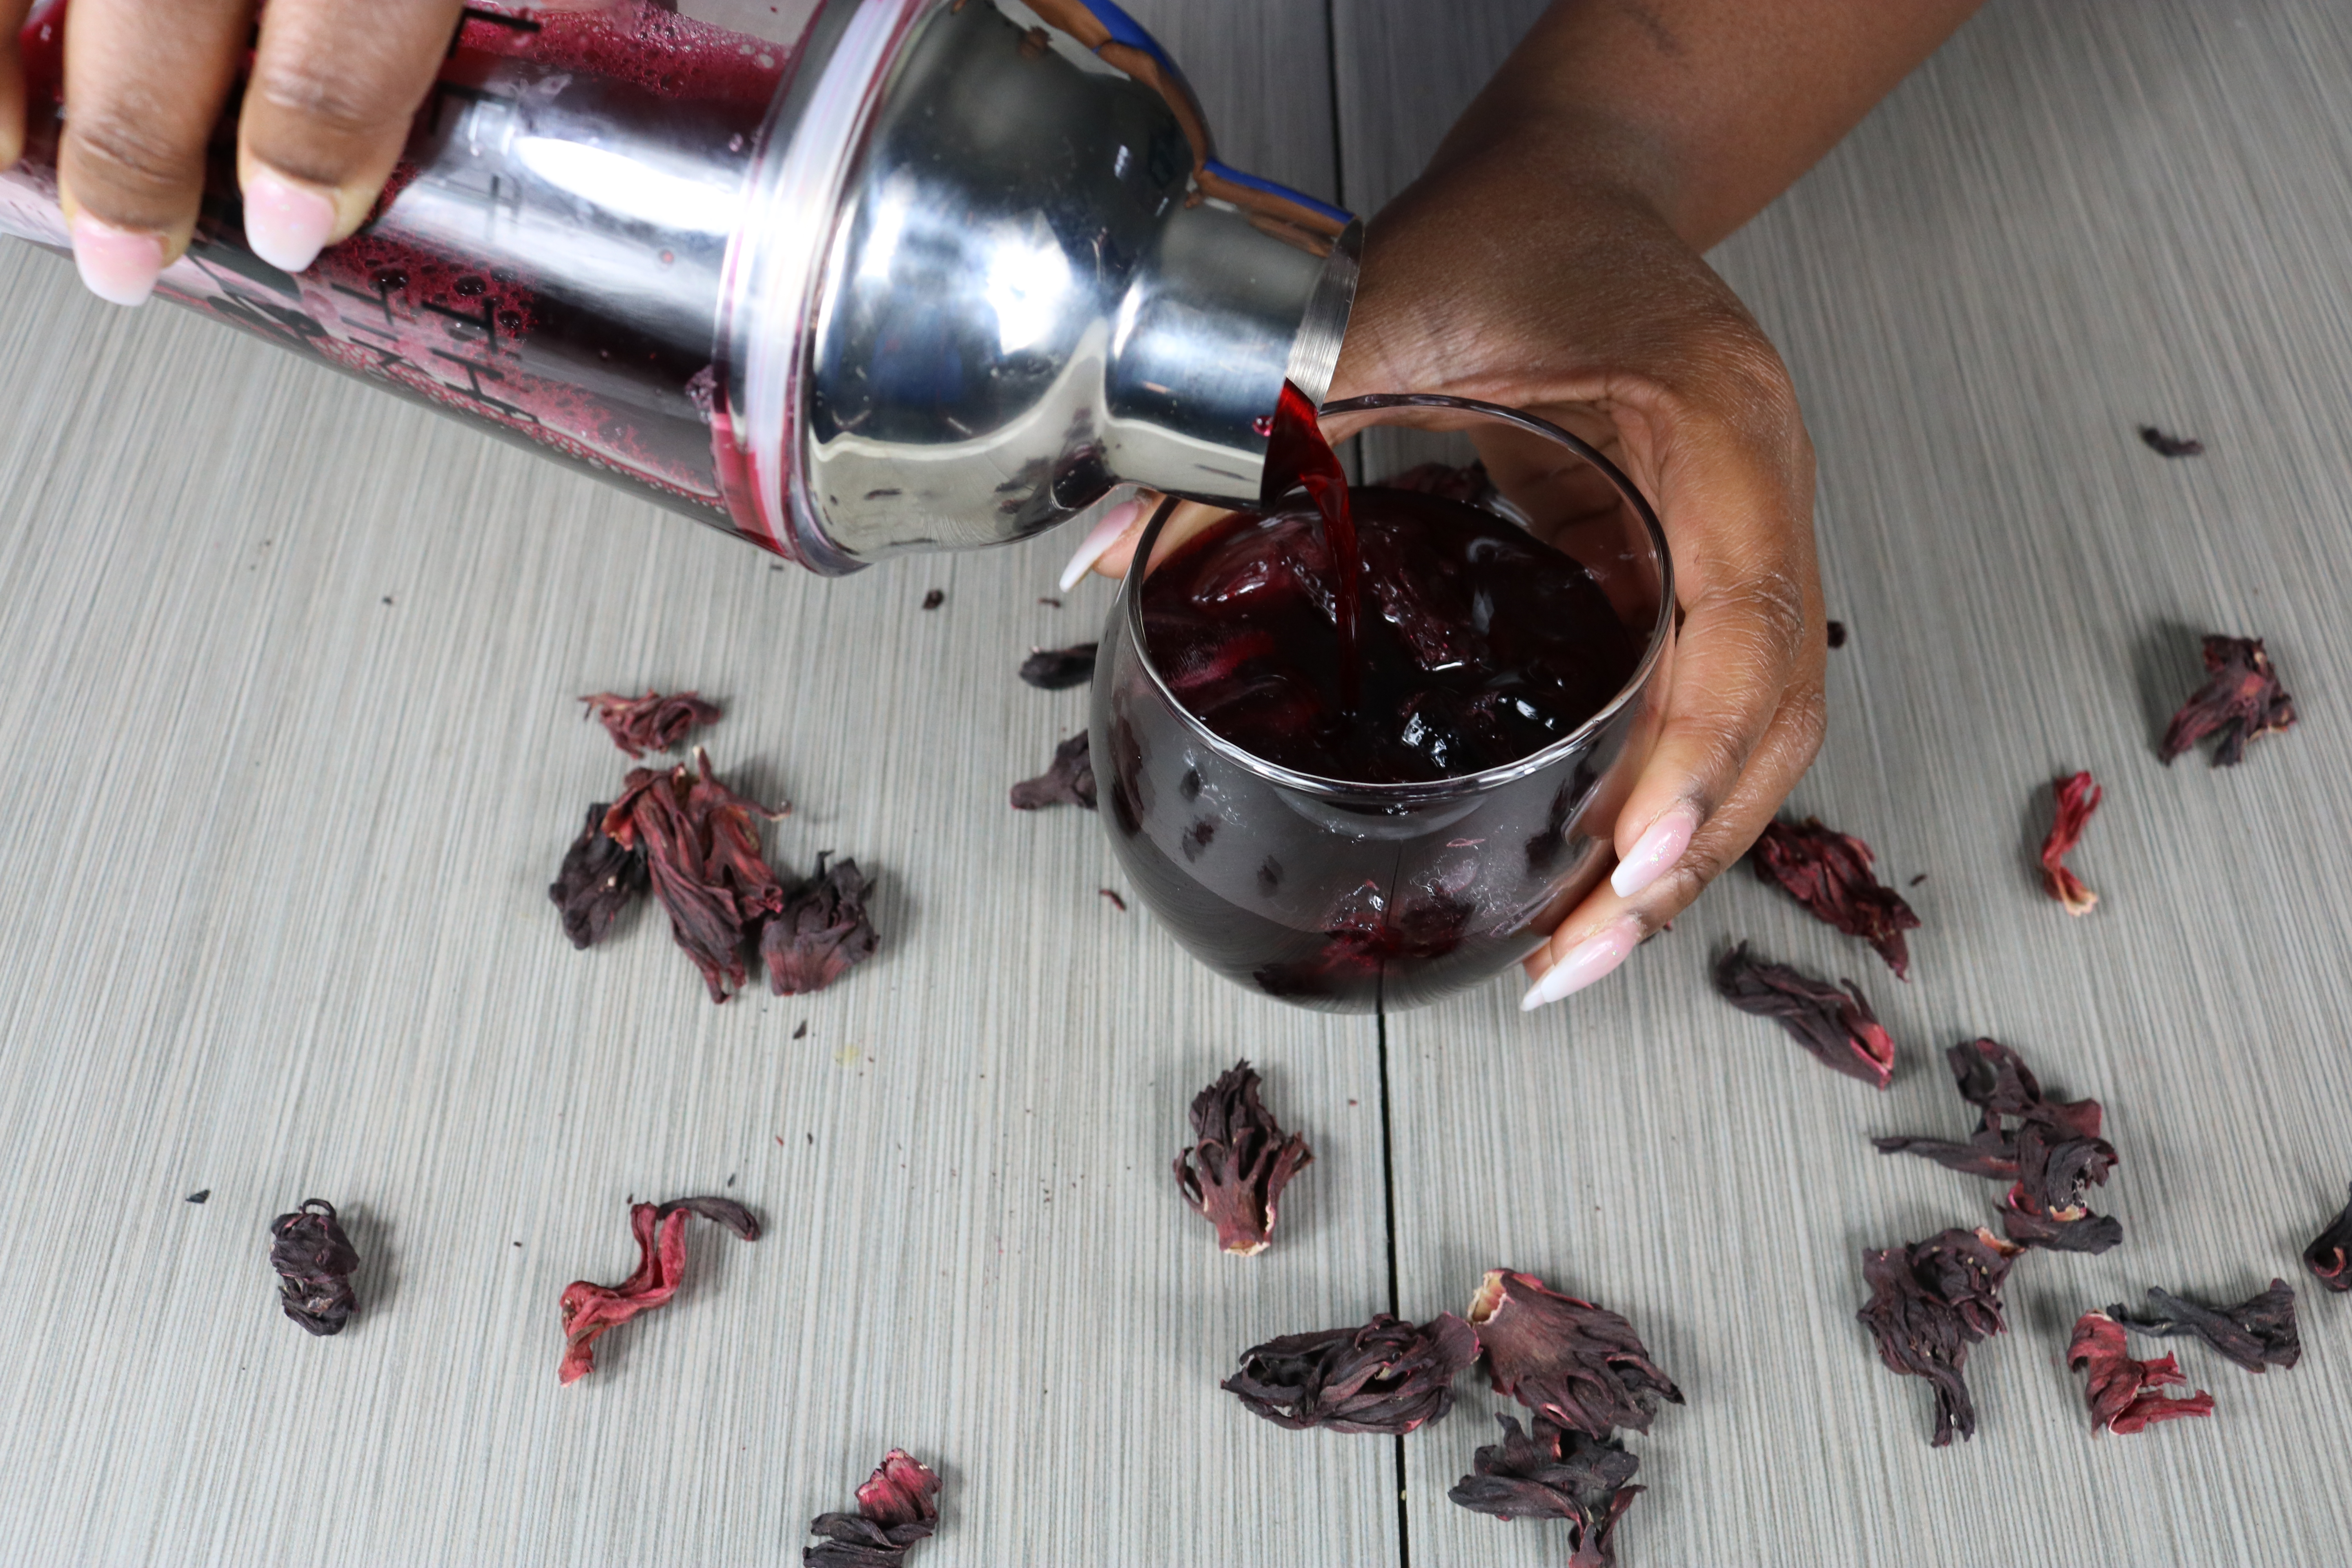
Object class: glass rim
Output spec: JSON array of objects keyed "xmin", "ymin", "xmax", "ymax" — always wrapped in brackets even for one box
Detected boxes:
[{"xmin": 1116, "ymin": 392, "xmax": 1676, "ymax": 804}]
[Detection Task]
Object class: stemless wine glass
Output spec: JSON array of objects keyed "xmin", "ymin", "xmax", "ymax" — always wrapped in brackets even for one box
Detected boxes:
[{"xmin": 1090, "ymin": 394, "xmax": 1675, "ymax": 1013}]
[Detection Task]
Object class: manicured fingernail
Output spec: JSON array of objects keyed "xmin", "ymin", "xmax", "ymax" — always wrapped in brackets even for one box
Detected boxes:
[
  {"xmin": 242, "ymin": 167, "xmax": 338, "ymax": 274},
  {"xmin": 70, "ymin": 212, "xmax": 164, "ymax": 307},
  {"xmin": 1058, "ymin": 498, "xmax": 1143, "ymax": 591},
  {"xmin": 1610, "ymin": 804, "xmax": 1700, "ymax": 900},
  {"xmin": 1520, "ymin": 918, "xmax": 1640, "ymax": 1012}
]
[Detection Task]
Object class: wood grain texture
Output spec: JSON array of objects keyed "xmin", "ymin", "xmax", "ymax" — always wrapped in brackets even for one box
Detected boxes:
[
  {"xmin": 0, "ymin": 4, "xmax": 1387, "ymax": 1563},
  {"xmin": 1352, "ymin": 2, "xmax": 2352, "ymax": 1565}
]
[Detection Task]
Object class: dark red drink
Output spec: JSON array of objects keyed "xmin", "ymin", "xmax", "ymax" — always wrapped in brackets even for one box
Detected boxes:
[
  {"xmin": 1097, "ymin": 396, "xmax": 1664, "ymax": 1011},
  {"xmin": 1261, "ymin": 378, "xmax": 1365, "ymax": 706},
  {"xmin": 1142, "ymin": 488, "xmax": 1640, "ymax": 784}
]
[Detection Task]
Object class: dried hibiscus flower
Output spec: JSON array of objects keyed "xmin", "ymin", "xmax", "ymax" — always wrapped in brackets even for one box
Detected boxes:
[
  {"xmin": 2161, "ymin": 634, "xmax": 2296, "ymax": 766},
  {"xmin": 2107, "ymin": 1280, "xmax": 2300, "ymax": 1374},
  {"xmin": 558, "ymin": 1195, "xmax": 760, "ymax": 1383},
  {"xmin": 1018, "ymin": 642, "xmax": 1098, "ymax": 690},
  {"xmin": 581, "ymin": 690, "xmax": 722, "ymax": 758},
  {"xmin": 2000, "ymin": 1122, "xmax": 2122, "ymax": 1253},
  {"xmin": 1173, "ymin": 1060, "xmax": 1312, "ymax": 1254},
  {"xmin": 1749, "ymin": 817, "xmax": 1920, "ymax": 978},
  {"xmin": 1874, "ymin": 1038, "xmax": 2120, "ymax": 1254},
  {"xmin": 1447, "ymin": 1414, "xmax": 1641, "ymax": 1568},
  {"xmin": 603, "ymin": 748, "xmax": 789, "ymax": 1002},
  {"xmin": 2067, "ymin": 1310, "xmax": 2213, "ymax": 1435},
  {"xmin": 268, "ymin": 1198, "xmax": 360, "ymax": 1336},
  {"xmin": 1467, "ymin": 1269, "xmax": 1683, "ymax": 1439},
  {"xmin": 1710, "ymin": 942, "xmax": 1895, "ymax": 1089},
  {"xmin": 1855, "ymin": 1226, "xmax": 2021, "ymax": 1446},
  {"xmin": 804, "ymin": 1448, "xmax": 941, "ymax": 1566},
  {"xmin": 549, "ymin": 802, "xmax": 648, "ymax": 949},
  {"xmin": 2039, "ymin": 771, "xmax": 2102, "ymax": 917},
  {"xmin": 764, "ymin": 854, "xmax": 880, "ymax": 995},
  {"xmin": 2306, "ymin": 1183, "xmax": 2352, "ymax": 1293},
  {"xmin": 1223, "ymin": 1311, "xmax": 1477, "ymax": 1434},
  {"xmin": 2138, "ymin": 425, "xmax": 2205, "ymax": 457},
  {"xmin": 1009, "ymin": 731, "xmax": 1096, "ymax": 810}
]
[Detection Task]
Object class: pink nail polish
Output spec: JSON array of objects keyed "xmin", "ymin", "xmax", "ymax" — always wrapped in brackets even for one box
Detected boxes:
[
  {"xmin": 1610, "ymin": 805, "xmax": 1700, "ymax": 900},
  {"xmin": 243, "ymin": 169, "xmax": 337, "ymax": 274},
  {"xmin": 69, "ymin": 212, "xmax": 165, "ymax": 307},
  {"xmin": 1057, "ymin": 497, "xmax": 1143, "ymax": 591},
  {"xmin": 1520, "ymin": 917, "xmax": 1640, "ymax": 1011}
]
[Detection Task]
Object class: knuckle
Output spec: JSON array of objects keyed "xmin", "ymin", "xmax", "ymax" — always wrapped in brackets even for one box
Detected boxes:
[
  {"xmin": 1782, "ymin": 682, "xmax": 1829, "ymax": 765},
  {"xmin": 249, "ymin": 57, "xmax": 412, "ymax": 148},
  {"xmin": 1657, "ymin": 310, "xmax": 1812, "ymax": 466},
  {"xmin": 1715, "ymin": 330, "xmax": 1800, "ymax": 412},
  {"xmin": 1708, "ymin": 569, "xmax": 1812, "ymax": 657},
  {"xmin": 65, "ymin": 106, "xmax": 201, "ymax": 207},
  {"xmin": 1643, "ymin": 854, "xmax": 1720, "ymax": 920}
]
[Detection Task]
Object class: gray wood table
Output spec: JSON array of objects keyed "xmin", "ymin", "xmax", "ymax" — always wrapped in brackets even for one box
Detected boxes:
[{"xmin": 4, "ymin": 2, "xmax": 2349, "ymax": 1563}]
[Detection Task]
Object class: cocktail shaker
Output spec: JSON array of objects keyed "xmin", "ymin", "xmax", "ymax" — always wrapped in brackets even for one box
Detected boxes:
[{"xmin": 0, "ymin": 0, "xmax": 1358, "ymax": 573}]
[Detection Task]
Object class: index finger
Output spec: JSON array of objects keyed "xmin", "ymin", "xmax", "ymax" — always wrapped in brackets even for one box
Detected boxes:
[
  {"xmin": 1595, "ymin": 366, "xmax": 1821, "ymax": 900},
  {"xmin": 59, "ymin": 0, "xmax": 249, "ymax": 299},
  {"xmin": 238, "ymin": 0, "xmax": 463, "ymax": 273}
]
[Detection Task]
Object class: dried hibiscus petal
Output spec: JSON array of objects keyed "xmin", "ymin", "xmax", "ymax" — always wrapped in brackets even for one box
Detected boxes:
[
  {"xmin": 2000, "ymin": 1122, "xmax": 2122, "ymax": 1253},
  {"xmin": 1749, "ymin": 817, "xmax": 1920, "ymax": 978},
  {"xmin": 656, "ymin": 1194, "xmax": 762, "ymax": 1239},
  {"xmin": 805, "ymin": 1448, "xmax": 942, "ymax": 1566},
  {"xmin": 2039, "ymin": 771, "xmax": 2102, "ymax": 916},
  {"xmin": 1446, "ymin": 1414, "xmax": 1641, "ymax": 1568},
  {"xmin": 763, "ymin": 853, "xmax": 880, "ymax": 995},
  {"xmin": 1710, "ymin": 942, "xmax": 1895, "ymax": 1089},
  {"xmin": 2108, "ymin": 1280, "xmax": 2300, "ymax": 1374},
  {"xmin": 549, "ymin": 802, "xmax": 648, "ymax": 949},
  {"xmin": 558, "ymin": 1195, "xmax": 760, "ymax": 1383},
  {"xmin": 1947, "ymin": 1036, "xmax": 2053, "ymax": 1119},
  {"xmin": 1871, "ymin": 1126, "xmax": 2016, "ymax": 1178},
  {"xmin": 1017, "ymin": 643, "xmax": 1098, "ymax": 690},
  {"xmin": 1173, "ymin": 1060, "xmax": 1312, "ymax": 1254},
  {"xmin": 581, "ymin": 690, "xmax": 722, "ymax": 759},
  {"xmin": 603, "ymin": 748, "xmax": 790, "ymax": 1002},
  {"xmin": 1009, "ymin": 731, "xmax": 1096, "ymax": 810},
  {"xmin": 2161, "ymin": 634, "xmax": 2296, "ymax": 766},
  {"xmin": 2305, "ymin": 1183, "xmax": 2352, "ymax": 1293},
  {"xmin": 2067, "ymin": 1310, "xmax": 2213, "ymax": 1434},
  {"xmin": 1947, "ymin": 1037, "xmax": 2105, "ymax": 1140},
  {"xmin": 1467, "ymin": 1269, "xmax": 1683, "ymax": 1439},
  {"xmin": 1223, "ymin": 1311, "xmax": 1477, "ymax": 1434},
  {"xmin": 1855, "ymin": 1226, "xmax": 2021, "ymax": 1446},
  {"xmin": 1998, "ymin": 1202, "xmax": 2121, "ymax": 1253},
  {"xmin": 1874, "ymin": 1039, "xmax": 2119, "ymax": 1254},
  {"xmin": 268, "ymin": 1198, "xmax": 360, "ymax": 1336}
]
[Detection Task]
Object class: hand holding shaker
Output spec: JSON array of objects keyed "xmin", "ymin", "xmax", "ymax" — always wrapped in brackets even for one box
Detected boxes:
[{"xmin": 0, "ymin": 0, "xmax": 1359, "ymax": 572}]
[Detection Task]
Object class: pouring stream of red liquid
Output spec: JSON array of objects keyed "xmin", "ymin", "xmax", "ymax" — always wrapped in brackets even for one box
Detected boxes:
[{"xmin": 1262, "ymin": 380, "xmax": 1362, "ymax": 709}]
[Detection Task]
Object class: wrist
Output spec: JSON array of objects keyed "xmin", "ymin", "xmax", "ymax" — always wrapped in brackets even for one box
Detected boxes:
[{"xmin": 1424, "ymin": 96, "xmax": 1697, "ymax": 249}]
